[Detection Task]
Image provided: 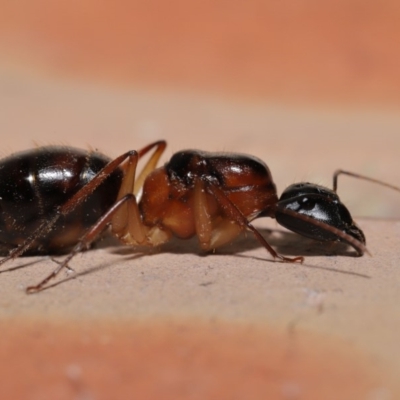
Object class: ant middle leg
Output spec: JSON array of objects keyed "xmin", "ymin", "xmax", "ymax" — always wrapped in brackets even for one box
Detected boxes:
[{"xmin": 193, "ymin": 179, "xmax": 242, "ymax": 250}]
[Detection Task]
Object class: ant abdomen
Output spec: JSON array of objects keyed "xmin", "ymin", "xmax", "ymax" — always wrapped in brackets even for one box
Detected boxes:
[{"xmin": 0, "ymin": 147, "xmax": 122, "ymax": 254}]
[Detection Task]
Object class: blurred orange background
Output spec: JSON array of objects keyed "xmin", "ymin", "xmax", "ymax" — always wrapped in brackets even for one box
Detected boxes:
[{"xmin": 1, "ymin": 0, "xmax": 399, "ymax": 106}]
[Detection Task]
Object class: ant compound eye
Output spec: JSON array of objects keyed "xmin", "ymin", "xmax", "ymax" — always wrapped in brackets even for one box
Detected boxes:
[{"xmin": 300, "ymin": 197, "xmax": 316, "ymax": 211}]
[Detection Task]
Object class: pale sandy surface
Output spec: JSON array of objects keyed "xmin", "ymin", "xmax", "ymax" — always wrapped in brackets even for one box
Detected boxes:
[
  {"xmin": 1, "ymin": 1, "xmax": 400, "ymax": 398},
  {"xmin": 0, "ymin": 71, "xmax": 399, "ymax": 399}
]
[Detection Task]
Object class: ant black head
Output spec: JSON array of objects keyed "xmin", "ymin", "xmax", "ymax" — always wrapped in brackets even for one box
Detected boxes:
[{"xmin": 275, "ymin": 183, "xmax": 366, "ymax": 255}]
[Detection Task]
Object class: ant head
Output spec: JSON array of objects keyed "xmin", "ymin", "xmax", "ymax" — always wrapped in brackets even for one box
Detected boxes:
[{"xmin": 275, "ymin": 183, "xmax": 366, "ymax": 255}]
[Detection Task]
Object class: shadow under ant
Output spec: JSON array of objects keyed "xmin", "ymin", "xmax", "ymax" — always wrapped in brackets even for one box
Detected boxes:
[
  {"xmin": 42, "ymin": 242, "xmax": 369, "ymax": 293},
  {"xmin": 38, "ymin": 252, "xmax": 148, "ymax": 293},
  {"xmin": 105, "ymin": 227, "xmax": 371, "ymax": 279},
  {"xmin": 0, "ymin": 258, "xmax": 44, "ymax": 274},
  {"xmin": 108, "ymin": 226, "xmax": 358, "ymax": 258},
  {"xmin": 2, "ymin": 225, "xmax": 371, "ymax": 291}
]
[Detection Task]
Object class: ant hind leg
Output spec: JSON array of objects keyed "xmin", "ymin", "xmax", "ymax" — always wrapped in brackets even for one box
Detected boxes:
[{"xmin": 26, "ymin": 194, "xmax": 138, "ymax": 293}]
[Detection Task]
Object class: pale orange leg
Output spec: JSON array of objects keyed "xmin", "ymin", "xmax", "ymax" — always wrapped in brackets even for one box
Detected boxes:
[
  {"xmin": 193, "ymin": 179, "xmax": 242, "ymax": 250},
  {"xmin": 193, "ymin": 179, "xmax": 212, "ymax": 249},
  {"xmin": 135, "ymin": 140, "xmax": 166, "ymax": 197}
]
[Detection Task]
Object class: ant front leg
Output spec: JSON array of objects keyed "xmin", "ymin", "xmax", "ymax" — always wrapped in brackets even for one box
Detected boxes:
[
  {"xmin": 193, "ymin": 179, "xmax": 243, "ymax": 250},
  {"xmin": 202, "ymin": 178, "xmax": 304, "ymax": 263}
]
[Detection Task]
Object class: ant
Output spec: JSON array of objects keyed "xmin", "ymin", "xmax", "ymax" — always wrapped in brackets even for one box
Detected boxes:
[{"xmin": 0, "ymin": 141, "xmax": 398, "ymax": 293}]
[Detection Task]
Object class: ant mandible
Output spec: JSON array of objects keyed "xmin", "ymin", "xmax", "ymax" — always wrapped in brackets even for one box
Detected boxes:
[{"xmin": 0, "ymin": 140, "xmax": 398, "ymax": 293}]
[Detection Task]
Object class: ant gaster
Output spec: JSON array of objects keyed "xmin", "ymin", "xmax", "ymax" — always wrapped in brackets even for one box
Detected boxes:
[{"xmin": 0, "ymin": 141, "xmax": 397, "ymax": 293}]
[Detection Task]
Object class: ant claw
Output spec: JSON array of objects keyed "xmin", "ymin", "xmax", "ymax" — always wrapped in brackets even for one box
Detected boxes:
[{"xmin": 278, "ymin": 255, "xmax": 304, "ymax": 263}]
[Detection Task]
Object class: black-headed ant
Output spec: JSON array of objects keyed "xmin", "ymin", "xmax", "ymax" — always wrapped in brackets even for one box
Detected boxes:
[{"xmin": 0, "ymin": 141, "xmax": 397, "ymax": 293}]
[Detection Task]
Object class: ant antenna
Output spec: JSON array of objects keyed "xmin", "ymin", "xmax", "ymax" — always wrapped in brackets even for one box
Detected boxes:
[{"xmin": 333, "ymin": 170, "xmax": 400, "ymax": 193}]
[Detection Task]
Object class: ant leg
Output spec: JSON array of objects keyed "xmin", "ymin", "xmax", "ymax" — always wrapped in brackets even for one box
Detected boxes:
[
  {"xmin": 333, "ymin": 169, "xmax": 400, "ymax": 193},
  {"xmin": 204, "ymin": 178, "xmax": 304, "ymax": 263},
  {"xmin": 112, "ymin": 140, "xmax": 166, "ymax": 232},
  {"xmin": 193, "ymin": 180, "xmax": 212, "ymax": 248},
  {"xmin": 110, "ymin": 144, "xmax": 165, "ymax": 239},
  {"xmin": 134, "ymin": 140, "xmax": 166, "ymax": 197},
  {"xmin": 193, "ymin": 179, "xmax": 242, "ymax": 250},
  {"xmin": 26, "ymin": 194, "xmax": 138, "ymax": 293},
  {"xmin": 28, "ymin": 179, "xmax": 173, "ymax": 294}
]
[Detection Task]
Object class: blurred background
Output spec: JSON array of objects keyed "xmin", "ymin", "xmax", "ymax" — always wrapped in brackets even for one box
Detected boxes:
[{"xmin": 0, "ymin": 0, "xmax": 399, "ymax": 217}]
